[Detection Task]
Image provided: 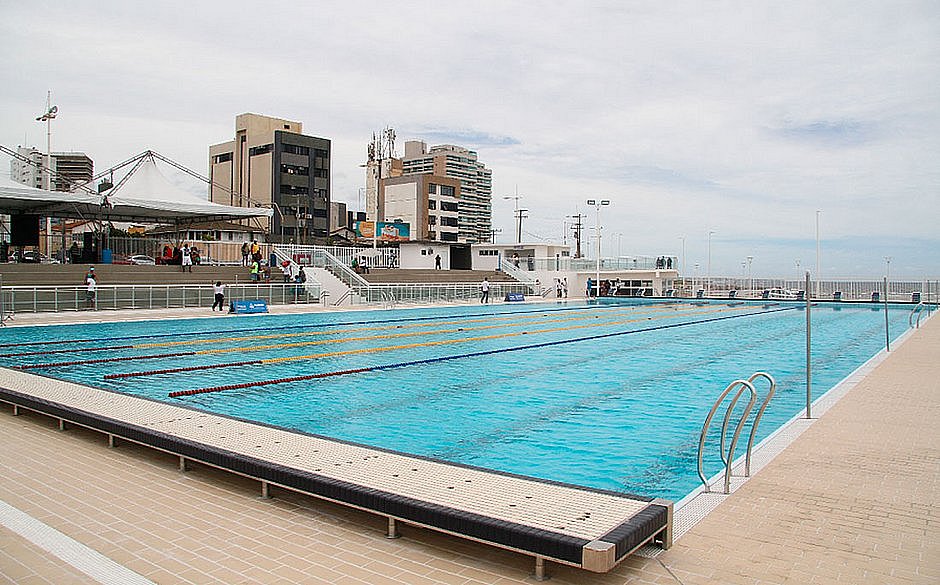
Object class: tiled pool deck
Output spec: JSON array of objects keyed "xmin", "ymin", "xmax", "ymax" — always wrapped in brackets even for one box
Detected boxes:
[{"xmin": 1, "ymin": 305, "xmax": 937, "ymax": 584}]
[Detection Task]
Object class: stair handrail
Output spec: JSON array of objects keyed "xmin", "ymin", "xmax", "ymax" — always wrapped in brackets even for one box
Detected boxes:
[
  {"xmin": 697, "ymin": 379, "xmax": 756, "ymax": 494},
  {"xmin": 313, "ymin": 249, "xmax": 370, "ymax": 287}
]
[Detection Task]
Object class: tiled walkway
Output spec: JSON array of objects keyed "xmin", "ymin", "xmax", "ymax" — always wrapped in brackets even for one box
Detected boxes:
[{"xmin": 0, "ymin": 308, "xmax": 937, "ymax": 584}]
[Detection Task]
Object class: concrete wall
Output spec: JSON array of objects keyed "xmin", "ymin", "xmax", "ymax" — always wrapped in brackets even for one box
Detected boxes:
[{"xmin": 399, "ymin": 242, "xmax": 450, "ymax": 269}]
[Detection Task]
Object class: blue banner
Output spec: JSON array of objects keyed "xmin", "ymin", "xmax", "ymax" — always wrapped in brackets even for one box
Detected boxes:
[{"xmin": 229, "ymin": 300, "xmax": 269, "ymax": 314}]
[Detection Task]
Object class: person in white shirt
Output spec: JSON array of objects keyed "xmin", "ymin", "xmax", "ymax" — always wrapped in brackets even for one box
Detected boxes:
[
  {"xmin": 480, "ymin": 277, "xmax": 490, "ymax": 303},
  {"xmin": 84, "ymin": 269, "xmax": 97, "ymax": 309},
  {"xmin": 181, "ymin": 243, "xmax": 193, "ymax": 272},
  {"xmin": 212, "ymin": 281, "xmax": 225, "ymax": 312}
]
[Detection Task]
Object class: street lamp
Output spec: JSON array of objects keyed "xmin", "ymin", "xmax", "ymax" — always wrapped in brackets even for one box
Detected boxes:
[
  {"xmin": 746, "ymin": 255, "xmax": 753, "ymax": 297},
  {"xmin": 587, "ymin": 199, "xmax": 610, "ymax": 297},
  {"xmin": 706, "ymin": 230, "xmax": 715, "ymax": 297},
  {"xmin": 678, "ymin": 235, "xmax": 686, "ymax": 275},
  {"xmin": 815, "ymin": 210, "xmax": 821, "ymax": 299},
  {"xmin": 795, "ymin": 259, "xmax": 801, "ymax": 286}
]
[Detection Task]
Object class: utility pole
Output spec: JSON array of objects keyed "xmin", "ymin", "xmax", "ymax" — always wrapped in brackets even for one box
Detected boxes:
[{"xmin": 567, "ymin": 213, "xmax": 585, "ymax": 258}]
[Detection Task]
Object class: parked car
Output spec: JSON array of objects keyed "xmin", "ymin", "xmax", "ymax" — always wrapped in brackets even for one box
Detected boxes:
[
  {"xmin": 129, "ymin": 255, "xmax": 156, "ymax": 265},
  {"xmin": 10, "ymin": 250, "xmax": 59, "ymax": 264}
]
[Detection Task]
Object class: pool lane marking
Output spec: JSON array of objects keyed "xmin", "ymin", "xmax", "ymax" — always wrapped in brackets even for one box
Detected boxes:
[
  {"xmin": 1, "ymin": 302, "xmax": 681, "ymax": 358},
  {"xmin": 17, "ymin": 304, "xmax": 701, "ymax": 370},
  {"xmin": 102, "ymin": 304, "xmax": 732, "ymax": 379},
  {"xmin": 0, "ymin": 303, "xmax": 639, "ymax": 350},
  {"xmin": 161, "ymin": 305, "xmax": 772, "ymax": 394}
]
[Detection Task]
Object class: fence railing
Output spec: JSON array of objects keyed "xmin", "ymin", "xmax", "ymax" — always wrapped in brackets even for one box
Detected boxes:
[
  {"xmin": 667, "ymin": 278, "xmax": 935, "ymax": 302},
  {"xmin": 519, "ymin": 255, "xmax": 678, "ymax": 272},
  {"xmin": 278, "ymin": 244, "xmax": 399, "ymax": 270},
  {"xmin": 0, "ymin": 282, "xmax": 322, "ymax": 314},
  {"xmin": 347, "ymin": 282, "xmax": 530, "ymax": 306}
]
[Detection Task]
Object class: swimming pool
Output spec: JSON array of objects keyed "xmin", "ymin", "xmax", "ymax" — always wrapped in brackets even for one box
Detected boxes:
[{"xmin": 0, "ymin": 299, "xmax": 912, "ymax": 501}]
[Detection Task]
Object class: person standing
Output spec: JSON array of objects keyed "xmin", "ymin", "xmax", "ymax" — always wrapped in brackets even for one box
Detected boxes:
[
  {"xmin": 241, "ymin": 241, "xmax": 250, "ymax": 266},
  {"xmin": 212, "ymin": 281, "xmax": 225, "ymax": 311},
  {"xmin": 84, "ymin": 267, "xmax": 97, "ymax": 309},
  {"xmin": 249, "ymin": 259, "xmax": 260, "ymax": 282},
  {"xmin": 480, "ymin": 277, "xmax": 490, "ymax": 303},
  {"xmin": 435, "ymin": 254, "xmax": 442, "ymax": 269},
  {"xmin": 181, "ymin": 242, "xmax": 193, "ymax": 273},
  {"xmin": 281, "ymin": 261, "xmax": 292, "ymax": 282}
]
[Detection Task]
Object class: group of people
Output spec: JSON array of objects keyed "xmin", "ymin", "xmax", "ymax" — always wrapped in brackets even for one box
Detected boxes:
[
  {"xmin": 655, "ymin": 256, "xmax": 673, "ymax": 269},
  {"xmin": 241, "ymin": 240, "xmax": 263, "ymax": 266},
  {"xmin": 160, "ymin": 243, "xmax": 200, "ymax": 271}
]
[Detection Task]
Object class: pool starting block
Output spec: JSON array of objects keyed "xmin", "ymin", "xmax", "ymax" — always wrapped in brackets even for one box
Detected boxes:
[{"xmin": 229, "ymin": 300, "xmax": 269, "ymax": 314}]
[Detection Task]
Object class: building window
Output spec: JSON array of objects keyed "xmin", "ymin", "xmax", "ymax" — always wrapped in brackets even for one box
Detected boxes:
[
  {"xmin": 440, "ymin": 201, "xmax": 458, "ymax": 212},
  {"xmin": 282, "ymin": 144, "xmax": 310, "ymax": 155},
  {"xmin": 314, "ymin": 148, "xmax": 329, "ymax": 159},
  {"xmin": 440, "ymin": 185, "xmax": 455, "ymax": 197},
  {"xmin": 428, "ymin": 216, "xmax": 437, "ymax": 225},
  {"xmin": 279, "ymin": 184, "xmax": 309, "ymax": 195},
  {"xmin": 313, "ymin": 168, "xmax": 328, "ymax": 178},
  {"xmin": 440, "ymin": 232, "xmax": 458, "ymax": 242},
  {"xmin": 280, "ymin": 164, "xmax": 309, "ymax": 176},
  {"xmin": 249, "ymin": 144, "xmax": 273, "ymax": 156},
  {"xmin": 429, "ymin": 184, "xmax": 437, "ymax": 194},
  {"xmin": 312, "ymin": 208, "xmax": 328, "ymax": 218},
  {"xmin": 428, "ymin": 200, "xmax": 436, "ymax": 210},
  {"xmin": 440, "ymin": 216, "xmax": 459, "ymax": 227},
  {"xmin": 212, "ymin": 152, "xmax": 233, "ymax": 164}
]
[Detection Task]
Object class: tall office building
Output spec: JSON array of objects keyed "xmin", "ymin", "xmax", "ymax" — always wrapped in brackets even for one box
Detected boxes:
[
  {"xmin": 382, "ymin": 175, "xmax": 461, "ymax": 242},
  {"xmin": 9, "ymin": 147, "xmax": 92, "ymax": 191},
  {"xmin": 400, "ymin": 141, "xmax": 492, "ymax": 243},
  {"xmin": 51, "ymin": 152, "xmax": 93, "ymax": 191},
  {"xmin": 209, "ymin": 113, "xmax": 331, "ymax": 242}
]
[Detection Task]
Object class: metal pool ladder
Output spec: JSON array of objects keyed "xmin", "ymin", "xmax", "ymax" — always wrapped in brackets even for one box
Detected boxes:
[
  {"xmin": 696, "ymin": 372, "xmax": 777, "ymax": 494},
  {"xmin": 909, "ymin": 302, "xmax": 925, "ymax": 328}
]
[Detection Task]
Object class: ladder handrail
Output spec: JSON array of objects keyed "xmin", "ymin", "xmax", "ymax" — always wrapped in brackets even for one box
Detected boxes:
[
  {"xmin": 743, "ymin": 372, "xmax": 776, "ymax": 476},
  {"xmin": 909, "ymin": 302, "xmax": 925, "ymax": 328},
  {"xmin": 697, "ymin": 379, "xmax": 756, "ymax": 493}
]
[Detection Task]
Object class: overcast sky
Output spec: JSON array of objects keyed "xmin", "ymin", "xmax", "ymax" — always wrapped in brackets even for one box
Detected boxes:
[{"xmin": 2, "ymin": 1, "xmax": 937, "ymax": 279}]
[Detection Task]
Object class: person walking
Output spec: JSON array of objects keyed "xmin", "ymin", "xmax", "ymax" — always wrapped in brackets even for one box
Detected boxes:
[
  {"xmin": 84, "ymin": 267, "xmax": 97, "ymax": 309},
  {"xmin": 212, "ymin": 281, "xmax": 225, "ymax": 311},
  {"xmin": 480, "ymin": 277, "xmax": 490, "ymax": 303}
]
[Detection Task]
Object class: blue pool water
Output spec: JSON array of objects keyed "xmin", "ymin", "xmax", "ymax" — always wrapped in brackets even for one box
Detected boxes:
[{"xmin": 0, "ymin": 300, "xmax": 912, "ymax": 501}]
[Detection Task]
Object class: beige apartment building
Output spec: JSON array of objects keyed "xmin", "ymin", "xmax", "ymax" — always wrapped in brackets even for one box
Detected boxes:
[
  {"xmin": 400, "ymin": 140, "xmax": 492, "ymax": 243},
  {"xmin": 209, "ymin": 113, "xmax": 331, "ymax": 243},
  {"xmin": 381, "ymin": 174, "xmax": 461, "ymax": 242}
]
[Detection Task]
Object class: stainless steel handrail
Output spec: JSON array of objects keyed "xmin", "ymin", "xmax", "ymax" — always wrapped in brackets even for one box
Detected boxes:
[
  {"xmin": 743, "ymin": 372, "xmax": 776, "ymax": 476},
  {"xmin": 909, "ymin": 302, "xmax": 925, "ymax": 328},
  {"xmin": 697, "ymin": 379, "xmax": 757, "ymax": 494}
]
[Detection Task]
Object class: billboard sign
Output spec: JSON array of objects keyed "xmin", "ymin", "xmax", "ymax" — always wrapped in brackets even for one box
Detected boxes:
[{"xmin": 354, "ymin": 221, "xmax": 410, "ymax": 242}]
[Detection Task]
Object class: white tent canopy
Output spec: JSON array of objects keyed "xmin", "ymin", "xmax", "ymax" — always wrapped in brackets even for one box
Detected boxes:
[
  {"xmin": 0, "ymin": 149, "xmax": 272, "ymax": 225},
  {"xmin": 101, "ymin": 157, "xmax": 272, "ymax": 224}
]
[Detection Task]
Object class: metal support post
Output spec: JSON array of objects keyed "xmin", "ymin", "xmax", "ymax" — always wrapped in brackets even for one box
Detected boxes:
[
  {"xmin": 108, "ymin": 434, "xmax": 116, "ymax": 448},
  {"xmin": 805, "ymin": 271, "xmax": 812, "ymax": 419},
  {"xmin": 58, "ymin": 419, "xmax": 66, "ymax": 431},
  {"xmin": 261, "ymin": 480, "xmax": 271, "ymax": 499},
  {"xmin": 884, "ymin": 276, "xmax": 890, "ymax": 352},
  {"xmin": 179, "ymin": 456, "xmax": 188, "ymax": 472},
  {"xmin": 534, "ymin": 556, "xmax": 547, "ymax": 581},
  {"xmin": 386, "ymin": 517, "xmax": 400, "ymax": 539}
]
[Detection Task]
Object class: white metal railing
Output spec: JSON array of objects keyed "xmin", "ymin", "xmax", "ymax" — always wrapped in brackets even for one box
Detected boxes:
[
  {"xmin": 0, "ymin": 282, "xmax": 322, "ymax": 314},
  {"xmin": 522, "ymin": 255, "xmax": 678, "ymax": 272},
  {"xmin": 277, "ymin": 244, "xmax": 399, "ymax": 270},
  {"xmin": 346, "ymin": 282, "xmax": 529, "ymax": 306}
]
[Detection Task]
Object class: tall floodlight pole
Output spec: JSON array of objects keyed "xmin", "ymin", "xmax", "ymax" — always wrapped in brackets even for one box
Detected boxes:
[
  {"xmin": 36, "ymin": 92, "xmax": 57, "ymax": 255},
  {"xmin": 706, "ymin": 230, "xmax": 715, "ymax": 297},
  {"xmin": 587, "ymin": 199, "xmax": 610, "ymax": 296},
  {"xmin": 815, "ymin": 210, "xmax": 821, "ymax": 299}
]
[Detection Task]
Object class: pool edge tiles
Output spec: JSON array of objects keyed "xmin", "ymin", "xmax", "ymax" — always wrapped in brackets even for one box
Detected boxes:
[{"xmin": 0, "ymin": 366, "xmax": 671, "ymax": 574}]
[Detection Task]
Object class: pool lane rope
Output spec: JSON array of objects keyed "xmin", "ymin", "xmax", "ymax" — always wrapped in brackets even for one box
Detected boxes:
[
  {"xmin": 167, "ymin": 305, "xmax": 796, "ymax": 398},
  {"xmin": 108, "ymin": 304, "xmax": 743, "ymax": 380},
  {"xmin": 20, "ymin": 304, "xmax": 700, "ymax": 371},
  {"xmin": 1, "ymin": 302, "xmax": 680, "ymax": 359},
  {"xmin": 0, "ymin": 303, "xmax": 636, "ymax": 350}
]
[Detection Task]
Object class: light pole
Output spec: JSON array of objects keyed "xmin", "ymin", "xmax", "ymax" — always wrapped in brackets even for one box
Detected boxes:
[
  {"xmin": 678, "ymin": 235, "xmax": 686, "ymax": 274},
  {"xmin": 503, "ymin": 191, "xmax": 525, "ymax": 244},
  {"xmin": 746, "ymin": 255, "xmax": 753, "ymax": 297},
  {"xmin": 35, "ymin": 92, "xmax": 57, "ymax": 256},
  {"xmin": 587, "ymin": 199, "xmax": 610, "ymax": 296},
  {"xmin": 706, "ymin": 230, "xmax": 715, "ymax": 297},
  {"xmin": 815, "ymin": 210, "xmax": 821, "ymax": 299},
  {"xmin": 885, "ymin": 256, "xmax": 891, "ymax": 300},
  {"xmin": 616, "ymin": 232, "xmax": 623, "ymax": 258},
  {"xmin": 795, "ymin": 259, "xmax": 801, "ymax": 287},
  {"xmin": 694, "ymin": 263, "xmax": 700, "ymax": 295}
]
